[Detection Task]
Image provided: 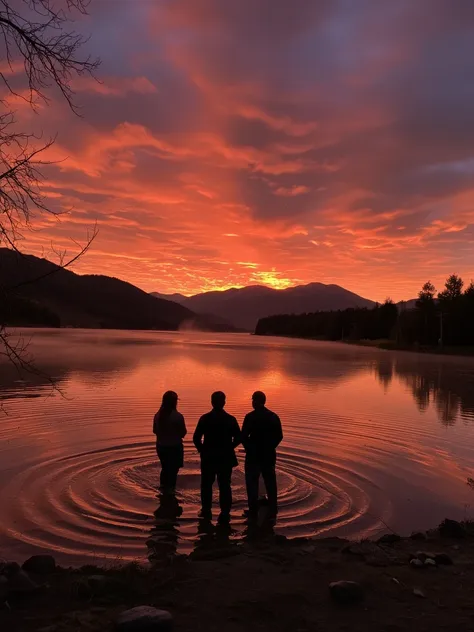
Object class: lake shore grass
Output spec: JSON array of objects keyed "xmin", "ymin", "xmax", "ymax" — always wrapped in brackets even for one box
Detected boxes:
[{"xmin": 3, "ymin": 521, "xmax": 474, "ymax": 632}]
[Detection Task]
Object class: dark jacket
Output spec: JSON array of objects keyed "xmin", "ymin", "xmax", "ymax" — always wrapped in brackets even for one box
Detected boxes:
[
  {"xmin": 193, "ymin": 409, "xmax": 241, "ymax": 468},
  {"xmin": 241, "ymin": 407, "xmax": 283, "ymax": 466},
  {"xmin": 153, "ymin": 410, "xmax": 187, "ymax": 447}
]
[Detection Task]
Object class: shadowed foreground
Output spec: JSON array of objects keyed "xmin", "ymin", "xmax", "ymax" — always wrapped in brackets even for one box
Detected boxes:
[{"xmin": 2, "ymin": 522, "xmax": 474, "ymax": 632}]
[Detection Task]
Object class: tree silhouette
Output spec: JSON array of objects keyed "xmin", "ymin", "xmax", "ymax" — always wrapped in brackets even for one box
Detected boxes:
[
  {"xmin": 438, "ymin": 274, "xmax": 464, "ymax": 303},
  {"xmin": 0, "ymin": 0, "xmax": 99, "ymax": 375},
  {"xmin": 256, "ymin": 277, "xmax": 474, "ymax": 351}
]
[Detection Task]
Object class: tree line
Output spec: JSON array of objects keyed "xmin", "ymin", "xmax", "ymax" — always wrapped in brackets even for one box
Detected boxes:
[{"xmin": 255, "ymin": 274, "xmax": 474, "ymax": 348}]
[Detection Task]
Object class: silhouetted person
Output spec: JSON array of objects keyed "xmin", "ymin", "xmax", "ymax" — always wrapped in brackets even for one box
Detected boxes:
[
  {"xmin": 153, "ymin": 390, "xmax": 187, "ymax": 492},
  {"xmin": 242, "ymin": 391, "xmax": 283, "ymax": 519},
  {"xmin": 193, "ymin": 391, "xmax": 241, "ymax": 524}
]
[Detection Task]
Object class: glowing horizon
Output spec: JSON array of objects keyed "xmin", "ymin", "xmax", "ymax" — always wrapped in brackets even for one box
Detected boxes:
[{"xmin": 5, "ymin": 0, "xmax": 474, "ymax": 303}]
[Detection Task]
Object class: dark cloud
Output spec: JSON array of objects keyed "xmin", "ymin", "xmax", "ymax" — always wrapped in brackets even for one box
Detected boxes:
[{"xmin": 13, "ymin": 0, "xmax": 474, "ymax": 300}]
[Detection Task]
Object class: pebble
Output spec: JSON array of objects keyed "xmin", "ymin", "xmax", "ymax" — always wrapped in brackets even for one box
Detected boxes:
[
  {"xmin": 410, "ymin": 532, "xmax": 427, "ymax": 541},
  {"xmin": 424, "ymin": 558, "xmax": 436, "ymax": 567},
  {"xmin": 439, "ymin": 519, "xmax": 466, "ymax": 539},
  {"xmin": 413, "ymin": 588, "xmax": 426, "ymax": 598},
  {"xmin": 377, "ymin": 533, "xmax": 401, "ymax": 545},
  {"xmin": 416, "ymin": 551, "xmax": 436, "ymax": 562},
  {"xmin": 329, "ymin": 580, "xmax": 365, "ymax": 605},
  {"xmin": 22, "ymin": 555, "xmax": 56, "ymax": 575},
  {"xmin": 434, "ymin": 553, "xmax": 453, "ymax": 566},
  {"xmin": 410, "ymin": 559, "xmax": 424, "ymax": 568},
  {"xmin": 115, "ymin": 606, "xmax": 173, "ymax": 631}
]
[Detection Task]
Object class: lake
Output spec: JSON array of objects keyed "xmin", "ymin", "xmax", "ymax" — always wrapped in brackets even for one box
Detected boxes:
[{"xmin": 1, "ymin": 329, "xmax": 474, "ymax": 566}]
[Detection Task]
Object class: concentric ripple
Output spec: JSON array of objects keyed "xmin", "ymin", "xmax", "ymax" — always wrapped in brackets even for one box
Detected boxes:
[
  {"xmin": 0, "ymin": 436, "xmax": 390, "ymax": 564},
  {"xmin": 2, "ymin": 329, "xmax": 473, "ymax": 566}
]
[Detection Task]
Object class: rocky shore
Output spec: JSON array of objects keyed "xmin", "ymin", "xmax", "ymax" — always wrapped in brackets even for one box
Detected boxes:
[{"xmin": 2, "ymin": 519, "xmax": 474, "ymax": 632}]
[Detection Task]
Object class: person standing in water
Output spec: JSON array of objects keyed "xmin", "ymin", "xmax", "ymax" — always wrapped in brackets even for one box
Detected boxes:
[
  {"xmin": 153, "ymin": 391, "xmax": 187, "ymax": 493},
  {"xmin": 242, "ymin": 391, "xmax": 283, "ymax": 519},
  {"xmin": 193, "ymin": 391, "xmax": 241, "ymax": 523}
]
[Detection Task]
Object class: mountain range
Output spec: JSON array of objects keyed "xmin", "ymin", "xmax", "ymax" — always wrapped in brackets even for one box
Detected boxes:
[
  {"xmin": 0, "ymin": 249, "xmax": 235, "ymax": 332},
  {"xmin": 152, "ymin": 283, "xmax": 374, "ymax": 331}
]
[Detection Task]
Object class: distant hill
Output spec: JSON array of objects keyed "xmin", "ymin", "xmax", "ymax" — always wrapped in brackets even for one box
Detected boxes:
[
  {"xmin": 0, "ymin": 249, "xmax": 234, "ymax": 332},
  {"xmin": 151, "ymin": 292, "xmax": 188, "ymax": 304},
  {"xmin": 152, "ymin": 283, "xmax": 374, "ymax": 331}
]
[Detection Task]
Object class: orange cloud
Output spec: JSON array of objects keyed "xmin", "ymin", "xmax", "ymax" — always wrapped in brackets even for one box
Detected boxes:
[{"xmin": 9, "ymin": 0, "xmax": 474, "ymax": 303}]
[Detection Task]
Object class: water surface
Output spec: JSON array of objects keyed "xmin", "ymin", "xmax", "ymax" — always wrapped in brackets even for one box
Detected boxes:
[{"xmin": 1, "ymin": 329, "xmax": 474, "ymax": 565}]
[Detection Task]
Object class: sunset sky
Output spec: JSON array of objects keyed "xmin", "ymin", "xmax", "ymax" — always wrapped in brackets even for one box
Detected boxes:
[{"xmin": 6, "ymin": 0, "xmax": 474, "ymax": 301}]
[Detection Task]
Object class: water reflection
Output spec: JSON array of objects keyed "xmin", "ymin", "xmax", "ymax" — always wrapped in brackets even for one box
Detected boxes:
[
  {"xmin": 373, "ymin": 355, "xmax": 474, "ymax": 425},
  {"xmin": 2, "ymin": 329, "xmax": 474, "ymax": 564},
  {"xmin": 191, "ymin": 518, "xmax": 237, "ymax": 560},
  {"xmin": 147, "ymin": 493, "xmax": 183, "ymax": 564},
  {"xmin": 3, "ymin": 330, "xmax": 473, "ymax": 428}
]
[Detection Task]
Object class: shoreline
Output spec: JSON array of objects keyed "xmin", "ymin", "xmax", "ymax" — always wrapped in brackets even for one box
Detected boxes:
[
  {"xmin": 254, "ymin": 332, "xmax": 474, "ymax": 358},
  {"xmin": 3, "ymin": 519, "xmax": 474, "ymax": 631}
]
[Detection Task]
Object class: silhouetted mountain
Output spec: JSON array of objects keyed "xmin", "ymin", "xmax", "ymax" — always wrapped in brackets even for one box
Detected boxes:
[
  {"xmin": 151, "ymin": 292, "xmax": 188, "ymax": 305},
  {"xmin": 151, "ymin": 283, "xmax": 374, "ymax": 331},
  {"xmin": 150, "ymin": 292, "xmax": 242, "ymax": 331},
  {"xmin": 0, "ymin": 249, "xmax": 234, "ymax": 332}
]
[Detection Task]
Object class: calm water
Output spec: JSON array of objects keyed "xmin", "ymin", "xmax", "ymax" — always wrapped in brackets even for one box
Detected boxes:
[{"xmin": 1, "ymin": 329, "xmax": 474, "ymax": 565}]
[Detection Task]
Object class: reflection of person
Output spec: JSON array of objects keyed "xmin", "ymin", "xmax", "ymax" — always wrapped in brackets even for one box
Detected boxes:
[
  {"xmin": 242, "ymin": 391, "xmax": 283, "ymax": 519},
  {"xmin": 147, "ymin": 493, "xmax": 183, "ymax": 563},
  {"xmin": 193, "ymin": 391, "xmax": 241, "ymax": 524},
  {"xmin": 153, "ymin": 390, "xmax": 187, "ymax": 493}
]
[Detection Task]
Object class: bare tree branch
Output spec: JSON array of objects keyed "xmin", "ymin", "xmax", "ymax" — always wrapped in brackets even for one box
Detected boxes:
[
  {"xmin": 0, "ymin": 0, "xmax": 100, "ymax": 113},
  {"xmin": 0, "ymin": 0, "xmax": 100, "ymax": 390}
]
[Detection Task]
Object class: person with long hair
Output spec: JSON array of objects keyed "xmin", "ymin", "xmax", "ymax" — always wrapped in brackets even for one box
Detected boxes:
[{"xmin": 153, "ymin": 390, "xmax": 187, "ymax": 493}]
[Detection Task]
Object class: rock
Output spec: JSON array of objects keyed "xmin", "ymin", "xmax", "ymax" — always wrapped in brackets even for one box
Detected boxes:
[
  {"xmin": 377, "ymin": 533, "xmax": 401, "ymax": 545},
  {"xmin": 434, "ymin": 553, "xmax": 453, "ymax": 565},
  {"xmin": 22, "ymin": 555, "xmax": 56, "ymax": 575},
  {"xmin": 342, "ymin": 543, "xmax": 367, "ymax": 557},
  {"xmin": 115, "ymin": 606, "xmax": 173, "ymax": 631},
  {"xmin": 7, "ymin": 569, "xmax": 39, "ymax": 595},
  {"xmin": 410, "ymin": 558, "xmax": 424, "ymax": 568},
  {"xmin": 413, "ymin": 588, "xmax": 425, "ymax": 598},
  {"xmin": 439, "ymin": 519, "xmax": 466, "ymax": 539},
  {"xmin": 410, "ymin": 532, "xmax": 426, "ymax": 541},
  {"xmin": 329, "ymin": 581, "xmax": 365, "ymax": 605},
  {"xmin": 424, "ymin": 558, "xmax": 436, "ymax": 567}
]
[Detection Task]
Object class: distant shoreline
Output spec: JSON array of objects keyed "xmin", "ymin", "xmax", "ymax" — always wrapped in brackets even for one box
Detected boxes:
[{"xmin": 254, "ymin": 332, "xmax": 474, "ymax": 358}]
